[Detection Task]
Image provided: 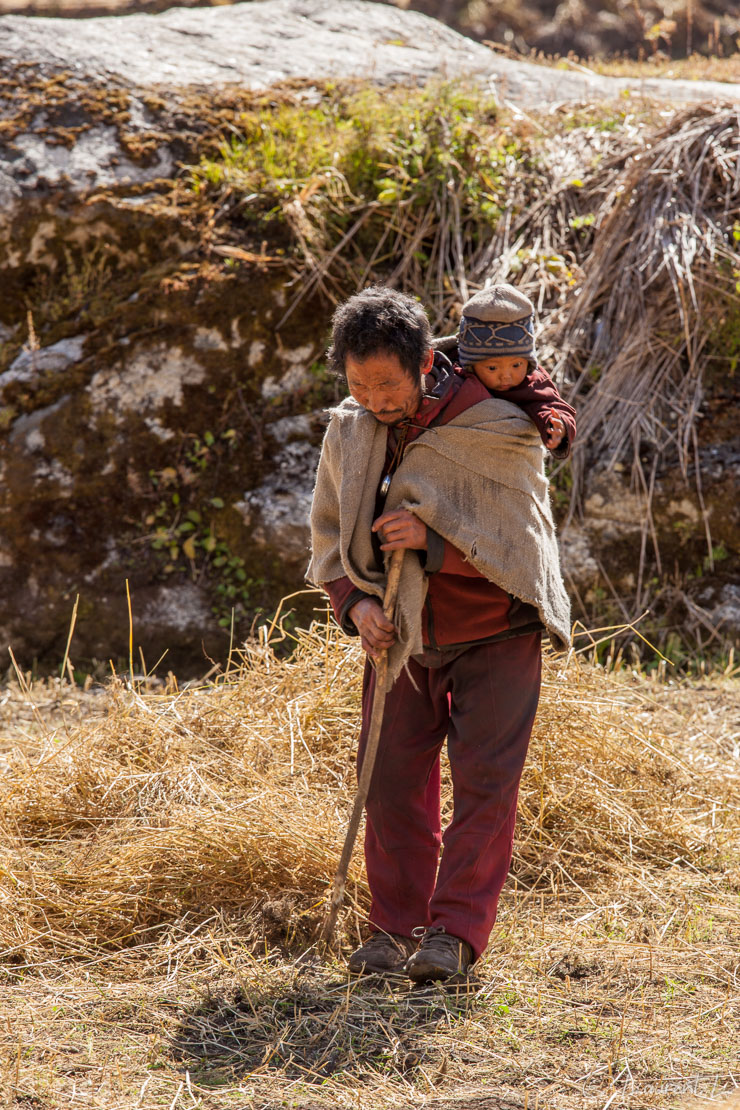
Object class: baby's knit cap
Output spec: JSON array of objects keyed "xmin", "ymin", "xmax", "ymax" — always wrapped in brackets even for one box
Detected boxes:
[{"xmin": 457, "ymin": 283, "xmax": 537, "ymax": 367}]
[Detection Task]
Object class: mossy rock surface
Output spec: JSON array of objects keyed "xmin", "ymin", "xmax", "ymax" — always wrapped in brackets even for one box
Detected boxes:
[
  {"xmin": 0, "ymin": 81, "xmax": 334, "ymax": 673},
  {"xmin": 1, "ymin": 24, "xmax": 738, "ymax": 675},
  {"xmin": 0, "ymin": 262, "xmax": 332, "ymax": 674}
]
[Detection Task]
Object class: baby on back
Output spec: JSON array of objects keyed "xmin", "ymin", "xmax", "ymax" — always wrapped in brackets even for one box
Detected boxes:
[{"xmin": 450, "ymin": 284, "xmax": 576, "ymax": 458}]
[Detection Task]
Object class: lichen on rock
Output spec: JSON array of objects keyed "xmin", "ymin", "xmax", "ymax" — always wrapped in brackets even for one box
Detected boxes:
[{"xmin": 0, "ymin": 6, "xmax": 738, "ymax": 675}]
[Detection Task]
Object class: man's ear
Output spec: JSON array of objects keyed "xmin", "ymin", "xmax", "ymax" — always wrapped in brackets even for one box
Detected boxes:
[{"xmin": 421, "ymin": 348, "xmax": 434, "ymax": 373}]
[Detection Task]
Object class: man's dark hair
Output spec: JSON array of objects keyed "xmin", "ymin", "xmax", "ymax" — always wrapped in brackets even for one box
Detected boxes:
[{"xmin": 328, "ymin": 285, "xmax": 432, "ymax": 381}]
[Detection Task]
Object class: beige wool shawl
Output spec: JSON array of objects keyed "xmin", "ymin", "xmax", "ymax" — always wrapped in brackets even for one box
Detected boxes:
[{"xmin": 307, "ymin": 395, "xmax": 571, "ymax": 682}]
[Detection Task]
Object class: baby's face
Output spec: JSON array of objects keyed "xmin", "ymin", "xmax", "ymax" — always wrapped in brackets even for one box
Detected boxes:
[{"xmin": 470, "ymin": 354, "xmax": 529, "ymax": 391}]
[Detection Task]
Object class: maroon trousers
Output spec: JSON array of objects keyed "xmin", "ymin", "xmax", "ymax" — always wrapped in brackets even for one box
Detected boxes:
[{"xmin": 358, "ymin": 632, "xmax": 541, "ymax": 959}]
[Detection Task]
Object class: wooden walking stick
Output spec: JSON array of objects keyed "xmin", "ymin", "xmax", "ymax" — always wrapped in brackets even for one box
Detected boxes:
[{"xmin": 320, "ymin": 547, "xmax": 405, "ymax": 946}]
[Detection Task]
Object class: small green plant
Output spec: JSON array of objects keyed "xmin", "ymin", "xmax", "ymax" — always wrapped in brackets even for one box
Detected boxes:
[
  {"xmin": 548, "ymin": 463, "xmax": 573, "ymax": 512},
  {"xmin": 210, "ymin": 543, "xmax": 264, "ymax": 627},
  {"xmin": 560, "ymin": 105, "xmax": 630, "ymax": 133},
  {"xmin": 194, "ymin": 82, "xmax": 511, "ymax": 222},
  {"xmin": 144, "ymin": 460, "xmax": 263, "ymax": 627},
  {"xmin": 190, "ymin": 81, "xmax": 538, "ymax": 317},
  {"xmin": 569, "ymin": 212, "xmax": 595, "ymax": 231},
  {"xmin": 709, "ymin": 542, "xmax": 729, "ymax": 564},
  {"xmin": 671, "ymin": 517, "xmax": 694, "ymax": 540}
]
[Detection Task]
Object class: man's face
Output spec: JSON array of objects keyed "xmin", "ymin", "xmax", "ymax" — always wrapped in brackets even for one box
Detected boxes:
[
  {"xmin": 471, "ymin": 354, "xmax": 529, "ymax": 392},
  {"xmin": 345, "ymin": 350, "xmax": 428, "ymax": 424}
]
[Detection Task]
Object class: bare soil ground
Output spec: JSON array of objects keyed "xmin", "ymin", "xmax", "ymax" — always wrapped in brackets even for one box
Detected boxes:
[{"xmin": 0, "ymin": 620, "xmax": 738, "ymax": 1109}]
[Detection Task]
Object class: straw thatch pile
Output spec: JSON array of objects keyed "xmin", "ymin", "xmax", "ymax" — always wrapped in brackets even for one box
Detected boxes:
[
  {"xmin": 1, "ymin": 620, "xmax": 738, "ymax": 1107},
  {"xmin": 476, "ymin": 106, "xmax": 740, "ymax": 504}
]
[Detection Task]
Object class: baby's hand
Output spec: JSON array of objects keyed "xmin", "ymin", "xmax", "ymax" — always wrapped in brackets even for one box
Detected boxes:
[{"xmin": 544, "ymin": 411, "xmax": 566, "ymax": 450}]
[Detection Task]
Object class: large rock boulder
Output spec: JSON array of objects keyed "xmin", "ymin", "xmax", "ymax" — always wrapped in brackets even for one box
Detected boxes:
[
  {"xmin": 0, "ymin": 1, "xmax": 738, "ymax": 674},
  {"xmin": 2, "ymin": 0, "xmax": 739, "ymax": 64},
  {"xmin": 2, "ymin": 0, "xmax": 740, "ymax": 109},
  {"xmin": 0, "ymin": 41, "xmax": 340, "ymax": 671}
]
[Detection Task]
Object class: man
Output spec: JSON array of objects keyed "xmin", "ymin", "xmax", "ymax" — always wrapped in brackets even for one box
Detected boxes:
[{"xmin": 307, "ymin": 285, "xmax": 570, "ymax": 982}]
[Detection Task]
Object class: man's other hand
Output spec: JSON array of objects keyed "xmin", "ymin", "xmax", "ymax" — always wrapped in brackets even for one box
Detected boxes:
[
  {"xmin": 372, "ymin": 509, "xmax": 427, "ymax": 551},
  {"xmin": 348, "ymin": 598, "xmax": 397, "ymax": 658}
]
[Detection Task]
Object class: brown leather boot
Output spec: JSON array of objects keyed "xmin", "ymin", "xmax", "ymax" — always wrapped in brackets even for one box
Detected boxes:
[
  {"xmin": 347, "ymin": 931, "xmax": 416, "ymax": 975},
  {"xmin": 405, "ymin": 925, "xmax": 473, "ymax": 982}
]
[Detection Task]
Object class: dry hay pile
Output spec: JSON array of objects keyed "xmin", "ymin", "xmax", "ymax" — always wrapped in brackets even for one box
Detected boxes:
[
  {"xmin": 0, "ymin": 622, "xmax": 737, "ymax": 959},
  {"xmin": 0, "ymin": 622, "xmax": 738, "ymax": 1108},
  {"xmin": 487, "ymin": 106, "xmax": 740, "ymax": 503}
]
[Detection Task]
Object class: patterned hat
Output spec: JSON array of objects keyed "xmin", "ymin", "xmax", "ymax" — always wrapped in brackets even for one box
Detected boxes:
[{"xmin": 457, "ymin": 284, "xmax": 537, "ymax": 367}]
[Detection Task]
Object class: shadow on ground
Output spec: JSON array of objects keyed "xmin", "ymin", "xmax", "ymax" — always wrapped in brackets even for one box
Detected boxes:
[{"xmin": 169, "ymin": 961, "xmax": 482, "ymax": 1087}]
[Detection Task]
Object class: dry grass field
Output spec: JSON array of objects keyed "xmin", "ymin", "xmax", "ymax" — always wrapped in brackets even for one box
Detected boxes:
[{"xmin": 0, "ymin": 615, "xmax": 738, "ymax": 1109}]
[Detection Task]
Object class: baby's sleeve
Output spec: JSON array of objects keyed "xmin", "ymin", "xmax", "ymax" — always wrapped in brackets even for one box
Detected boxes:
[{"xmin": 498, "ymin": 367, "xmax": 576, "ymax": 457}]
